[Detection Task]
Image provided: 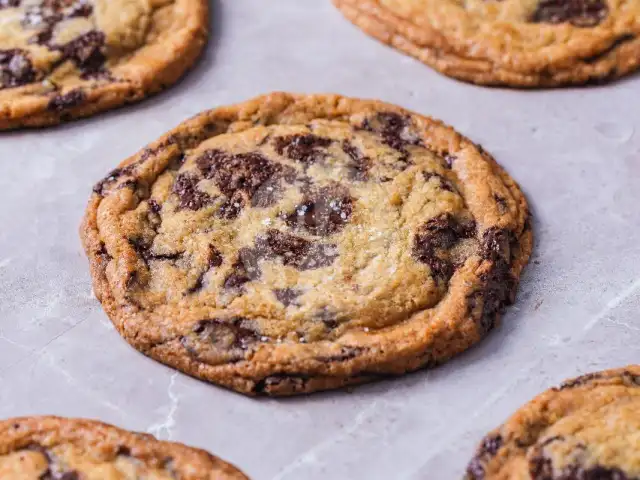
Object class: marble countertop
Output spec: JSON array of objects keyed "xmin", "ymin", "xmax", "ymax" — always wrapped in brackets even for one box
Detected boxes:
[{"xmin": 0, "ymin": 1, "xmax": 638, "ymax": 478}]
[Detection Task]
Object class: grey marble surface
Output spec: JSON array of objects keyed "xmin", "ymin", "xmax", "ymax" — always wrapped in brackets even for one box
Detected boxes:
[{"xmin": 0, "ymin": 1, "xmax": 639, "ymax": 478}]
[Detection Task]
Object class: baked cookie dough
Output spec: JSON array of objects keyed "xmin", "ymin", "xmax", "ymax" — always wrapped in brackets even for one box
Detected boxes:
[
  {"xmin": 466, "ymin": 366, "xmax": 640, "ymax": 479},
  {"xmin": 81, "ymin": 92, "xmax": 532, "ymax": 396},
  {"xmin": 0, "ymin": 416, "xmax": 247, "ymax": 479},
  {"xmin": 0, "ymin": 0, "xmax": 207, "ymax": 129},
  {"xmin": 333, "ymin": 0, "xmax": 640, "ymax": 87}
]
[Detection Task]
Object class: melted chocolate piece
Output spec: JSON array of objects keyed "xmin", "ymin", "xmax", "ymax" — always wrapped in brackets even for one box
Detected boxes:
[
  {"xmin": 68, "ymin": 0, "xmax": 92, "ymax": 18},
  {"xmin": 423, "ymin": 171, "xmax": 457, "ymax": 193},
  {"xmin": 362, "ymin": 112, "xmax": 421, "ymax": 163},
  {"xmin": 274, "ymin": 288, "xmax": 302, "ymax": 306},
  {"xmin": 343, "ymin": 140, "xmax": 371, "ymax": 181},
  {"xmin": 93, "ymin": 165, "xmax": 135, "ymax": 195},
  {"xmin": 128, "ymin": 238, "xmax": 182, "ymax": 265},
  {"xmin": 55, "ymin": 30, "xmax": 106, "ymax": 73},
  {"xmin": 283, "ymin": 184, "xmax": 354, "ymax": 237},
  {"xmin": 315, "ymin": 307, "xmax": 340, "ymax": 329},
  {"xmin": 223, "ymin": 248, "xmax": 261, "ymax": 291},
  {"xmin": 196, "ymin": 149, "xmax": 294, "ymax": 215},
  {"xmin": 467, "ymin": 228, "xmax": 518, "ymax": 334},
  {"xmin": 26, "ymin": 444, "xmax": 79, "ymax": 480},
  {"xmin": 182, "ymin": 318, "xmax": 261, "ymax": 365},
  {"xmin": 466, "ymin": 434, "xmax": 503, "ymax": 480},
  {"xmin": 148, "ymin": 199, "xmax": 161, "ymax": 214},
  {"xmin": 273, "ymin": 134, "xmax": 332, "ymax": 166},
  {"xmin": 255, "ymin": 229, "xmax": 338, "ymax": 270},
  {"xmin": 493, "ymin": 194, "xmax": 508, "ymax": 214},
  {"xmin": 223, "ymin": 230, "xmax": 338, "ymax": 291},
  {"xmin": 253, "ymin": 374, "xmax": 311, "ymax": 395},
  {"xmin": 48, "ymin": 89, "xmax": 85, "ymax": 111},
  {"xmin": 0, "ymin": 49, "xmax": 36, "ymax": 88},
  {"xmin": 96, "ymin": 242, "xmax": 112, "ymax": 262},
  {"xmin": 530, "ymin": 0, "xmax": 608, "ymax": 27},
  {"xmin": 444, "ymin": 154, "xmax": 456, "ymax": 168},
  {"xmin": 187, "ymin": 245, "xmax": 223, "ymax": 294},
  {"xmin": 413, "ymin": 213, "xmax": 476, "ymax": 282},
  {"xmin": 172, "ymin": 173, "xmax": 214, "ymax": 210}
]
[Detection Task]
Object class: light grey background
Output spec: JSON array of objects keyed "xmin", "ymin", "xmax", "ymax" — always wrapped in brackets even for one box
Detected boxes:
[{"xmin": 0, "ymin": 1, "xmax": 638, "ymax": 478}]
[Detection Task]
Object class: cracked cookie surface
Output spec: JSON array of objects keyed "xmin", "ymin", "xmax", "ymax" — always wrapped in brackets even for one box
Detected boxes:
[
  {"xmin": 81, "ymin": 92, "xmax": 532, "ymax": 396},
  {"xmin": 0, "ymin": 416, "xmax": 247, "ymax": 479},
  {"xmin": 466, "ymin": 366, "xmax": 640, "ymax": 480},
  {"xmin": 333, "ymin": 0, "xmax": 640, "ymax": 87},
  {"xmin": 0, "ymin": 0, "xmax": 207, "ymax": 129}
]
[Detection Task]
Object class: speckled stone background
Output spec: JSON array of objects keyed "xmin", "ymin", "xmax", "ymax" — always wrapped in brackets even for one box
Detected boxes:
[{"xmin": 0, "ymin": 1, "xmax": 638, "ymax": 479}]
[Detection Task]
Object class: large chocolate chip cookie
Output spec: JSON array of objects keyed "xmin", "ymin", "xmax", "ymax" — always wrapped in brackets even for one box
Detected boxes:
[
  {"xmin": 81, "ymin": 92, "xmax": 532, "ymax": 396},
  {"xmin": 0, "ymin": 0, "xmax": 207, "ymax": 129},
  {"xmin": 0, "ymin": 416, "xmax": 247, "ymax": 479},
  {"xmin": 466, "ymin": 366, "xmax": 640, "ymax": 479},
  {"xmin": 333, "ymin": 0, "xmax": 640, "ymax": 87}
]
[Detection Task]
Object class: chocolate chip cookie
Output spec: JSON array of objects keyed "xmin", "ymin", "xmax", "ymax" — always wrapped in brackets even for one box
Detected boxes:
[
  {"xmin": 0, "ymin": 416, "xmax": 247, "ymax": 479},
  {"xmin": 80, "ymin": 92, "xmax": 532, "ymax": 396},
  {"xmin": 333, "ymin": 0, "xmax": 640, "ymax": 87},
  {"xmin": 0, "ymin": 0, "xmax": 207, "ymax": 129},
  {"xmin": 466, "ymin": 366, "xmax": 640, "ymax": 479}
]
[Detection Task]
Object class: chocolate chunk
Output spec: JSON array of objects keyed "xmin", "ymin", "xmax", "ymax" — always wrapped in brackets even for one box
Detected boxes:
[
  {"xmin": 362, "ymin": 112, "xmax": 421, "ymax": 155},
  {"xmin": 273, "ymin": 134, "xmax": 332, "ymax": 166},
  {"xmin": 481, "ymin": 228, "xmax": 514, "ymax": 264},
  {"xmin": 444, "ymin": 154, "xmax": 456, "ymax": 168},
  {"xmin": 493, "ymin": 194, "xmax": 508, "ymax": 214},
  {"xmin": 172, "ymin": 173, "xmax": 214, "ymax": 210},
  {"xmin": 196, "ymin": 149, "xmax": 293, "ymax": 215},
  {"xmin": 27, "ymin": 444, "xmax": 79, "ymax": 480},
  {"xmin": 343, "ymin": 140, "xmax": 371, "ymax": 181},
  {"xmin": 129, "ymin": 238, "xmax": 182, "ymax": 263},
  {"xmin": 48, "ymin": 89, "xmax": 85, "ymax": 111},
  {"xmin": 68, "ymin": 0, "xmax": 92, "ymax": 18},
  {"xmin": 466, "ymin": 434, "xmax": 503, "ymax": 480},
  {"xmin": 253, "ymin": 374, "xmax": 310, "ymax": 395},
  {"xmin": 0, "ymin": 49, "xmax": 36, "ymax": 89},
  {"xmin": 255, "ymin": 229, "xmax": 338, "ymax": 270},
  {"xmin": 315, "ymin": 307, "xmax": 340, "ymax": 329},
  {"xmin": 148, "ymin": 199, "xmax": 161, "ymax": 214},
  {"xmin": 274, "ymin": 288, "xmax": 302, "ymax": 306},
  {"xmin": 182, "ymin": 318, "xmax": 261, "ymax": 365},
  {"xmin": 187, "ymin": 245, "xmax": 223, "ymax": 294},
  {"xmin": 96, "ymin": 242, "xmax": 112, "ymax": 262},
  {"xmin": 93, "ymin": 165, "xmax": 135, "ymax": 195},
  {"xmin": 217, "ymin": 194, "xmax": 245, "ymax": 220},
  {"xmin": 223, "ymin": 248, "xmax": 262, "ymax": 291},
  {"xmin": 55, "ymin": 30, "xmax": 106, "ymax": 73},
  {"xmin": 283, "ymin": 184, "xmax": 354, "ymax": 236},
  {"xmin": 530, "ymin": 0, "xmax": 608, "ymax": 27},
  {"xmin": 413, "ymin": 213, "xmax": 476, "ymax": 282},
  {"xmin": 115, "ymin": 445, "xmax": 131, "ymax": 457},
  {"xmin": 467, "ymin": 228, "xmax": 518, "ymax": 334},
  {"xmin": 224, "ymin": 230, "xmax": 338, "ymax": 292},
  {"xmin": 423, "ymin": 171, "xmax": 457, "ymax": 193}
]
